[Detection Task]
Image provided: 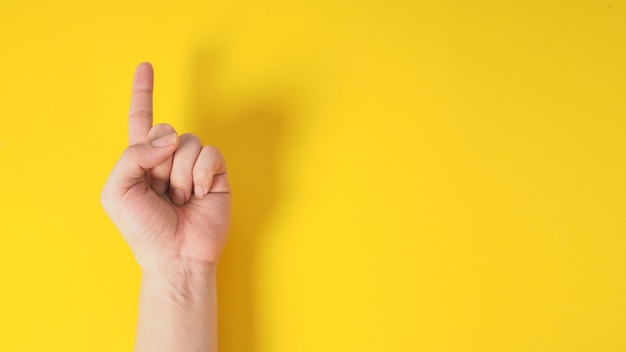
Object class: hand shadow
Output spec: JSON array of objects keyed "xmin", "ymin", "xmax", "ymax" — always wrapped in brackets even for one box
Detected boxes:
[{"xmin": 187, "ymin": 46, "xmax": 292, "ymax": 352}]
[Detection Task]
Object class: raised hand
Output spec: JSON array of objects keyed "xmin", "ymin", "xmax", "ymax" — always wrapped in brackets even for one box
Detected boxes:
[{"xmin": 101, "ymin": 62, "xmax": 231, "ymax": 273}]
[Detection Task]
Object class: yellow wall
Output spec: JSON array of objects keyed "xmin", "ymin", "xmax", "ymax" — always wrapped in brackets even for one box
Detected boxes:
[{"xmin": 1, "ymin": 1, "xmax": 625, "ymax": 350}]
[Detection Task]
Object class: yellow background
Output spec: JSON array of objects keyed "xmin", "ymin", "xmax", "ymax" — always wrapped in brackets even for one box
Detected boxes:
[{"xmin": 1, "ymin": 1, "xmax": 625, "ymax": 351}]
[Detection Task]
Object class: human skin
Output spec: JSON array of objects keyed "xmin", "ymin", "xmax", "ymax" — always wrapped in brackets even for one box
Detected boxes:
[{"xmin": 100, "ymin": 62, "xmax": 231, "ymax": 352}]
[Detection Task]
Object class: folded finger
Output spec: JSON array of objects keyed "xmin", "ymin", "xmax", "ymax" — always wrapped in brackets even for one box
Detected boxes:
[
  {"xmin": 146, "ymin": 123, "xmax": 176, "ymax": 194},
  {"xmin": 192, "ymin": 145, "xmax": 229, "ymax": 199},
  {"xmin": 169, "ymin": 133, "xmax": 203, "ymax": 206}
]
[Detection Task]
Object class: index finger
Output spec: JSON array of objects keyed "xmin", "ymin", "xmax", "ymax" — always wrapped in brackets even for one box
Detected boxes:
[{"xmin": 128, "ymin": 62, "xmax": 154, "ymax": 145}]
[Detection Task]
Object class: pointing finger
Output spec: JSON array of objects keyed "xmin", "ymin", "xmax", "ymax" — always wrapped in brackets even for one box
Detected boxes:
[{"xmin": 128, "ymin": 62, "xmax": 154, "ymax": 146}]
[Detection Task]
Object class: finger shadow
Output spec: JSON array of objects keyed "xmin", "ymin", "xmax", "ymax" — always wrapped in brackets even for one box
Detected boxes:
[{"xmin": 186, "ymin": 45, "xmax": 293, "ymax": 352}]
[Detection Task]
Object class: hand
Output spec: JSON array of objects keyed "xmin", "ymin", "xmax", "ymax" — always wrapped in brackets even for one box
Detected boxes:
[{"xmin": 101, "ymin": 62, "xmax": 231, "ymax": 273}]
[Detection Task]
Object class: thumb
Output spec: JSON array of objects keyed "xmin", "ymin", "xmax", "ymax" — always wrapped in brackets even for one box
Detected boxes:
[{"xmin": 106, "ymin": 132, "xmax": 179, "ymax": 192}]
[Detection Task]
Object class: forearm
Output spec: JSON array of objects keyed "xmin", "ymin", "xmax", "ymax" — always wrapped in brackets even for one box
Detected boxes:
[{"xmin": 134, "ymin": 264, "xmax": 218, "ymax": 352}]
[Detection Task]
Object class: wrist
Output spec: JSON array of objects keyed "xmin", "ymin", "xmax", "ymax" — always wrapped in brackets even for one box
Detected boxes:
[
  {"xmin": 139, "ymin": 256, "xmax": 218, "ymax": 276},
  {"xmin": 139, "ymin": 260, "xmax": 217, "ymax": 305},
  {"xmin": 135, "ymin": 258, "xmax": 218, "ymax": 352}
]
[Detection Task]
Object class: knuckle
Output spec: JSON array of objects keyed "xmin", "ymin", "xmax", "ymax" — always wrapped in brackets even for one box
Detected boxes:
[
  {"xmin": 124, "ymin": 144, "xmax": 141, "ymax": 161},
  {"xmin": 179, "ymin": 133, "xmax": 202, "ymax": 148},
  {"xmin": 202, "ymin": 145, "xmax": 225, "ymax": 163},
  {"xmin": 121, "ymin": 145, "xmax": 136, "ymax": 161},
  {"xmin": 203, "ymin": 145, "xmax": 227, "ymax": 171},
  {"xmin": 128, "ymin": 110, "xmax": 153, "ymax": 118},
  {"xmin": 147, "ymin": 123, "xmax": 177, "ymax": 141},
  {"xmin": 202, "ymin": 145, "xmax": 220, "ymax": 155},
  {"xmin": 123, "ymin": 145, "xmax": 151, "ymax": 169},
  {"xmin": 150, "ymin": 123, "xmax": 175, "ymax": 134}
]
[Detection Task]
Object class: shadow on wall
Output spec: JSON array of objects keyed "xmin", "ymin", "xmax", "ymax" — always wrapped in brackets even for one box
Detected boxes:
[{"xmin": 187, "ymin": 46, "xmax": 294, "ymax": 352}]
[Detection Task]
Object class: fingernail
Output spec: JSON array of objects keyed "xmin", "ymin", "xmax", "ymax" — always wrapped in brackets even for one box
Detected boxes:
[
  {"xmin": 194, "ymin": 185, "xmax": 205, "ymax": 199},
  {"xmin": 152, "ymin": 180, "xmax": 167, "ymax": 195},
  {"xmin": 171, "ymin": 189, "xmax": 185, "ymax": 206},
  {"xmin": 151, "ymin": 132, "xmax": 177, "ymax": 147}
]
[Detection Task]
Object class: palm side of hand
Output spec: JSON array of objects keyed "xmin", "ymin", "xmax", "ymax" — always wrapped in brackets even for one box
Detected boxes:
[
  {"xmin": 113, "ymin": 182, "xmax": 230, "ymax": 269},
  {"xmin": 101, "ymin": 63, "xmax": 231, "ymax": 271}
]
